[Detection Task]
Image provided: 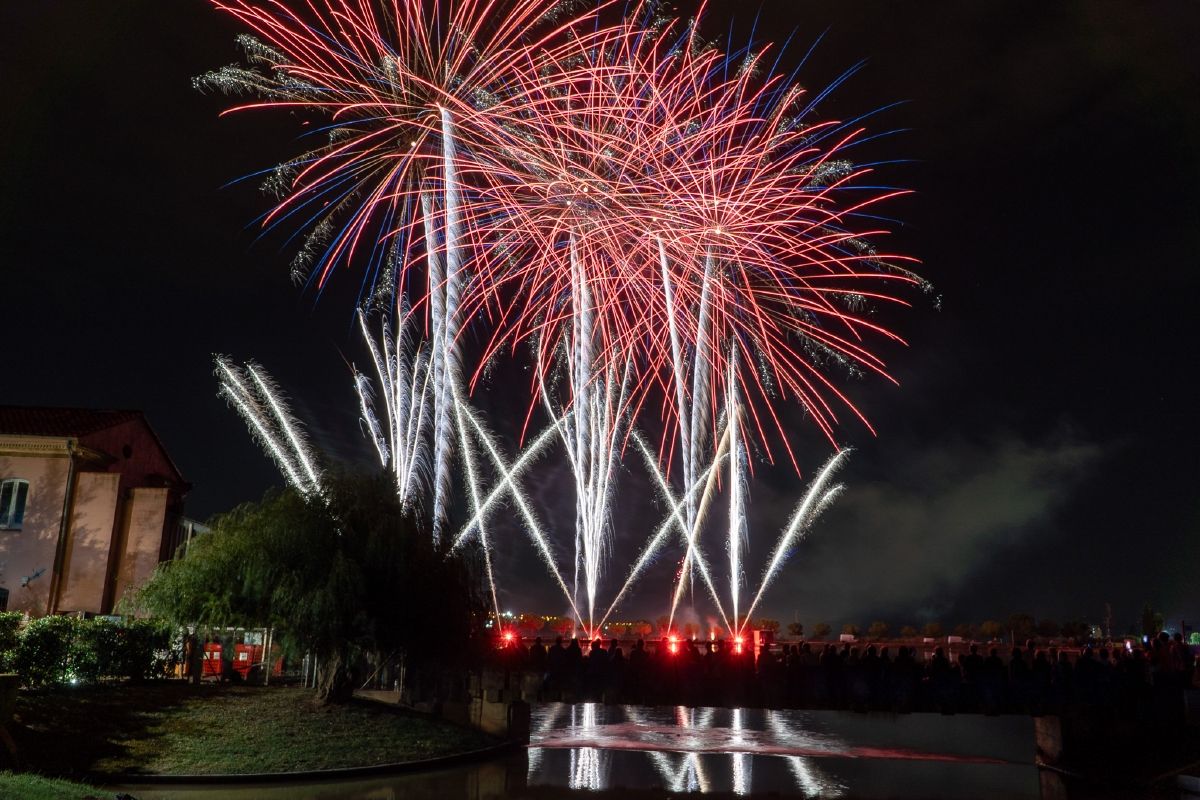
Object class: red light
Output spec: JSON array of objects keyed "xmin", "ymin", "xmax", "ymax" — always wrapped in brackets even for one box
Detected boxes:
[
  {"xmin": 735, "ymin": 635, "xmax": 744, "ymax": 645},
  {"xmin": 669, "ymin": 642, "xmax": 679, "ymax": 654},
  {"xmin": 502, "ymin": 631, "xmax": 515, "ymax": 643}
]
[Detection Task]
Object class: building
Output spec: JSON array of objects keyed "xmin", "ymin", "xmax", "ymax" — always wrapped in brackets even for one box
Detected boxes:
[{"xmin": 0, "ymin": 406, "xmax": 190, "ymax": 615}]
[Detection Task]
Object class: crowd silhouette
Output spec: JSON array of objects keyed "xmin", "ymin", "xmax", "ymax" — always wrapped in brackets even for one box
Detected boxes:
[{"xmin": 490, "ymin": 631, "xmax": 1197, "ymax": 719}]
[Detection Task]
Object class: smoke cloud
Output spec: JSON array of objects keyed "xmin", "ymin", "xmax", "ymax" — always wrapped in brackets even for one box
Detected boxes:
[{"xmin": 753, "ymin": 432, "xmax": 1103, "ymax": 625}]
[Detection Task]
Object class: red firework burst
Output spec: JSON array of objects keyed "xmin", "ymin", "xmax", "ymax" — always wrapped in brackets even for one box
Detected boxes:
[
  {"xmin": 455, "ymin": 7, "xmax": 922, "ymax": 464},
  {"xmin": 202, "ymin": 0, "xmax": 922, "ymax": 466},
  {"xmin": 202, "ymin": 0, "xmax": 609, "ymax": 289}
]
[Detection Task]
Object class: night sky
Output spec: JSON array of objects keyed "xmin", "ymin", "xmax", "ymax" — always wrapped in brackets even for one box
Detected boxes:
[{"xmin": 3, "ymin": 1, "xmax": 1198, "ymax": 632}]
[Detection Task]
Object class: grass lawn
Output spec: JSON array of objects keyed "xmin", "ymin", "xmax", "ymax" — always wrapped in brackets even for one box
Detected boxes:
[
  {"xmin": 10, "ymin": 683, "xmax": 496, "ymax": 777},
  {"xmin": 0, "ymin": 771, "xmax": 102, "ymax": 800}
]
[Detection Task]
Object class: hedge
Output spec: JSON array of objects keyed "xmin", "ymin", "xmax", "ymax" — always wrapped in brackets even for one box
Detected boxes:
[
  {"xmin": 0, "ymin": 612, "xmax": 21, "ymax": 671},
  {"xmin": 0, "ymin": 613, "xmax": 168, "ymax": 688}
]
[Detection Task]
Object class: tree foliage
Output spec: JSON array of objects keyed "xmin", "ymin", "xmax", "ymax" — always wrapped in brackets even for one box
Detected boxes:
[
  {"xmin": 1140, "ymin": 604, "xmax": 1164, "ymax": 637},
  {"xmin": 1035, "ymin": 619, "xmax": 1061, "ymax": 639},
  {"xmin": 979, "ymin": 620, "xmax": 1003, "ymax": 640},
  {"xmin": 137, "ymin": 472, "xmax": 481, "ymax": 702},
  {"xmin": 1060, "ymin": 620, "xmax": 1091, "ymax": 641},
  {"xmin": 1007, "ymin": 613, "xmax": 1036, "ymax": 641}
]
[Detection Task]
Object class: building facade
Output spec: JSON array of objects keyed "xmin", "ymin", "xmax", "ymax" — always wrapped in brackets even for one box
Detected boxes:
[{"xmin": 0, "ymin": 407, "xmax": 189, "ymax": 615}]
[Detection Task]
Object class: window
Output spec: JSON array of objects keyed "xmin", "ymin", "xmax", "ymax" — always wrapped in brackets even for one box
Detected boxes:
[
  {"xmin": 0, "ymin": 478, "xmax": 29, "ymax": 530},
  {"xmin": 0, "ymin": 587, "xmax": 7, "ymax": 611}
]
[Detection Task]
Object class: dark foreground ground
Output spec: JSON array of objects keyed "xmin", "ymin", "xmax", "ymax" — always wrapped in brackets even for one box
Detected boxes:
[{"xmin": 8, "ymin": 683, "xmax": 495, "ymax": 779}]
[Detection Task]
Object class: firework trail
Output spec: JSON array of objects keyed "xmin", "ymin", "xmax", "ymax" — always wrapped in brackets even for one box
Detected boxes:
[
  {"xmin": 200, "ymin": 0, "xmax": 612, "ymax": 545},
  {"xmin": 200, "ymin": 0, "xmax": 609, "ymax": 290},
  {"xmin": 449, "ymin": 416, "xmax": 563, "ymax": 552},
  {"xmin": 630, "ymin": 432, "xmax": 731, "ymax": 631},
  {"xmin": 449, "ymin": 7, "xmax": 919, "ymax": 622},
  {"xmin": 725, "ymin": 342, "xmax": 747, "ymax": 630},
  {"xmin": 537, "ymin": 349, "xmax": 634, "ymax": 632},
  {"xmin": 451, "ymin": 393, "xmax": 503, "ymax": 625},
  {"xmin": 423, "ymin": 185, "xmax": 456, "ymax": 548},
  {"xmin": 658, "ymin": 238, "xmax": 700, "ymax": 609},
  {"xmin": 465, "ymin": 6, "xmax": 921, "ymax": 465},
  {"xmin": 535, "ymin": 240, "xmax": 640, "ymax": 631},
  {"xmin": 215, "ymin": 356, "xmax": 323, "ymax": 497},
  {"xmin": 740, "ymin": 448, "xmax": 850, "ymax": 627},
  {"xmin": 354, "ymin": 306, "xmax": 432, "ymax": 509},
  {"xmin": 452, "ymin": 393, "xmax": 585, "ymax": 628},
  {"xmin": 203, "ymin": 0, "xmax": 920, "ymax": 623},
  {"xmin": 595, "ymin": 430, "xmax": 730, "ymax": 632}
]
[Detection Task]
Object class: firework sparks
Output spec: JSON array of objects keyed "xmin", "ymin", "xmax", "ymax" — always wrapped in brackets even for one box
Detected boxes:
[
  {"xmin": 204, "ymin": 0, "xmax": 920, "ymax": 625},
  {"xmin": 453, "ymin": 395, "xmax": 585, "ymax": 627},
  {"xmin": 740, "ymin": 448, "xmax": 850, "ymax": 628},
  {"xmin": 463, "ymin": 8, "xmax": 920, "ymax": 468},
  {"xmin": 215, "ymin": 356, "xmax": 323, "ymax": 497},
  {"xmin": 201, "ymin": 0, "xmax": 613, "ymax": 544},
  {"xmin": 354, "ymin": 306, "xmax": 432, "ymax": 509}
]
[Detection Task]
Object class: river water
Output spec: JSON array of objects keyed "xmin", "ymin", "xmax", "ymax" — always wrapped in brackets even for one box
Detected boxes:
[{"xmin": 114, "ymin": 703, "xmax": 1044, "ymax": 799}]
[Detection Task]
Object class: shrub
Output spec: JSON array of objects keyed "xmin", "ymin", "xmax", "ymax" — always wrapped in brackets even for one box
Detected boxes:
[
  {"xmin": 0, "ymin": 611, "xmax": 23, "ymax": 671},
  {"xmin": 11, "ymin": 616, "xmax": 168, "ymax": 688},
  {"xmin": 70, "ymin": 618, "xmax": 121, "ymax": 684},
  {"xmin": 121, "ymin": 620, "xmax": 169, "ymax": 681},
  {"xmin": 14, "ymin": 615, "xmax": 79, "ymax": 688}
]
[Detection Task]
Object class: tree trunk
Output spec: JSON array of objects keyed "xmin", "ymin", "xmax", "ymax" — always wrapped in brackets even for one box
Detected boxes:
[
  {"xmin": 187, "ymin": 634, "xmax": 203, "ymax": 686},
  {"xmin": 315, "ymin": 649, "xmax": 355, "ymax": 704}
]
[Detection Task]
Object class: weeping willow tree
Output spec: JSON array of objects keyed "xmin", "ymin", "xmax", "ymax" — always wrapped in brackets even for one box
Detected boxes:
[{"xmin": 138, "ymin": 470, "xmax": 482, "ymax": 702}]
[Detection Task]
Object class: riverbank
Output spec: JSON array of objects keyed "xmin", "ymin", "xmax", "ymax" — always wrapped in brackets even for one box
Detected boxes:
[{"xmin": 9, "ymin": 683, "xmax": 497, "ymax": 779}]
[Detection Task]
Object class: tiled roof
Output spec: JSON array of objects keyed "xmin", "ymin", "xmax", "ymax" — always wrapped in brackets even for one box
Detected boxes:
[
  {"xmin": 0, "ymin": 406, "xmax": 145, "ymax": 437},
  {"xmin": 0, "ymin": 406, "xmax": 188, "ymax": 488}
]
